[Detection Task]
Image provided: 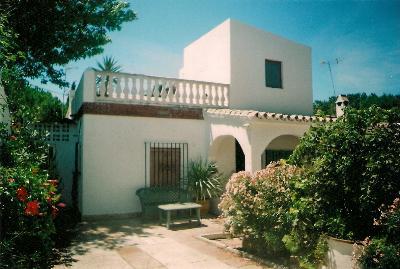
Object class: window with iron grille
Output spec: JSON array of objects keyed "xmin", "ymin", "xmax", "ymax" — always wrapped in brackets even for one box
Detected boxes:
[{"xmin": 145, "ymin": 142, "xmax": 188, "ymax": 188}]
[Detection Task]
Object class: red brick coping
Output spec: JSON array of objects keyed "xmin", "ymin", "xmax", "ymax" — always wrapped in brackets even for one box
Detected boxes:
[{"xmin": 74, "ymin": 102, "xmax": 204, "ymax": 120}]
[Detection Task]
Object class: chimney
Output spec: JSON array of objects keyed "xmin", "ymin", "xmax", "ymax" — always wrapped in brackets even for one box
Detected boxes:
[{"xmin": 335, "ymin": 95, "xmax": 349, "ymax": 117}]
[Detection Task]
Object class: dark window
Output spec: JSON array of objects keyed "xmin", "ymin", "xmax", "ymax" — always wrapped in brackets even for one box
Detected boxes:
[
  {"xmin": 265, "ymin": 59, "xmax": 282, "ymax": 88},
  {"xmin": 145, "ymin": 142, "xmax": 188, "ymax": 188},
  {"xmin": 265, "ymin": 150, "xmax": 292, "ymax": 166}
]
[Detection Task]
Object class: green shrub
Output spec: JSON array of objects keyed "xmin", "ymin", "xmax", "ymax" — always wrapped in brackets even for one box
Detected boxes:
[
  {"xmin": 358, "ymin": 198, "xmax": 400, "ymax": 269},
  {"xmin": 289, "ymin": 106, "xmax": 400, "ymax": 240}
]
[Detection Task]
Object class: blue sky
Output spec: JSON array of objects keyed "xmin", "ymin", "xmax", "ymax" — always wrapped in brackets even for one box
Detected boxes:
[{"xmin": 39, "ymin": 0, "xmax": 400, "ymax": 102}]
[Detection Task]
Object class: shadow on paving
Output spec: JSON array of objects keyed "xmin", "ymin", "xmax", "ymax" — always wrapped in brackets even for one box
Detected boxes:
[{"xmin": 51, "ymin": 217, "xmax": 164, "ymax": 267}]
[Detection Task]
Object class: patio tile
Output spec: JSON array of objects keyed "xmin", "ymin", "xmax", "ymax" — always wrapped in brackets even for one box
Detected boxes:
[
  {"xmin": 57, "ymin": 217, "xmax": 270, "ymax": 269},
  {"xmin": 117, "ymin": 246, "xmax": 166, "ymax": 269}
]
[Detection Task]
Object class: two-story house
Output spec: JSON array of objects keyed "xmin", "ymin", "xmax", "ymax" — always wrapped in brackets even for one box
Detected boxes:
[{"xmin": 68, "ymin": 19, "xmax": 333, "ymax": 217}]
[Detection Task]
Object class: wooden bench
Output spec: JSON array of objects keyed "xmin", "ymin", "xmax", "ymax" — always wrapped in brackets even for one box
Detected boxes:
[
  {"xmin": 136, "ymin": 187, "xmax": 191, "ymax": 218},
  {"xmin": 158, "ymin": 202, "xmax": 201, "ymax": 229}
]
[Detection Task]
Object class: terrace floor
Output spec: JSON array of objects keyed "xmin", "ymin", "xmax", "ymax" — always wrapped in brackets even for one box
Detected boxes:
[{"xmin": 53, "ymin": 216, "xmax": 270, "ymax": 269}]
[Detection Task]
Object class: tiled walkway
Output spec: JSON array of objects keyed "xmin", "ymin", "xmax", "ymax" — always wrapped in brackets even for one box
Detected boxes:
[{"xmin": 54, "ymin": 217, "xmax": 270, "ymax": 269}]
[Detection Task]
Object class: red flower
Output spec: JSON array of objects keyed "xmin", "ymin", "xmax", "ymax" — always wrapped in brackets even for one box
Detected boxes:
[
  {"xmin": 16, "ymin": 187, "xmax": 28, "ymax": 202},
  {"xmin": 25, "ymin": 200, "xmax": 40, "ymax": 216},
  {"xmin": 57, "ymin": 202, "xmax": 66, "ymax": 208}
]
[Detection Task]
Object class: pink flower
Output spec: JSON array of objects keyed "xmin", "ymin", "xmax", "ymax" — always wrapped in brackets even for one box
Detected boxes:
[{"xmin": 57, "ymin": 202, "xmax": 66, "ymax": 208}]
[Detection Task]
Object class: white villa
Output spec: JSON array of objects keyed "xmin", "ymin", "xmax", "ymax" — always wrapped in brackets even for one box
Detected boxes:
[{"xmin": 65, "ymin": 19, "xmax": 336, "ymax": 217}]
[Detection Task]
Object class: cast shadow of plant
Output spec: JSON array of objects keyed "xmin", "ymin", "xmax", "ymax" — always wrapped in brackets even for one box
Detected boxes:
[{"xmin": 51, "ymin": 217, "xmax": 164, "ymax": 267}]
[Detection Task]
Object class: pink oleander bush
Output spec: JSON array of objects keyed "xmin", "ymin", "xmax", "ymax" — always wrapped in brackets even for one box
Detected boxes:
[
  {"xmin": 220, "ymin": 163, "xmax": 294, "ymax": 256},
  {"xmin": 219, "ymin": 161, "xmax": 327, "ymax": 268}
]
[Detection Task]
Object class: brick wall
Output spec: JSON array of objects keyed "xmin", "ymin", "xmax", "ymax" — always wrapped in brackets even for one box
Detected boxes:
[{"xmin": 74, "ymin": 103, "xmax": 204, "ymax": 120}]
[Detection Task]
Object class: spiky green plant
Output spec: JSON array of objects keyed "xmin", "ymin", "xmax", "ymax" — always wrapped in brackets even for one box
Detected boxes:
[
  {"xmin": 187, "ymin": 159, "xmax": 222, "ymax": 201},
  {"xmin": 94, "ymin": 56, "xmax": 122, "ymax": 72}
]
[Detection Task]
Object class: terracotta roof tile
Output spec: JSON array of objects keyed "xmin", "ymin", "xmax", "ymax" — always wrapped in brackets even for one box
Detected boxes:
[{"xmin": 205, "ymin": 108, "xmax": 336, "ymax": 123}]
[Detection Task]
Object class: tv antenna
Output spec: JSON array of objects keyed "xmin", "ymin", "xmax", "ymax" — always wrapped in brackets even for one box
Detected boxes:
[{"xmin": 321, "ymin": 58, "xmax": 342, "ymax": 97}]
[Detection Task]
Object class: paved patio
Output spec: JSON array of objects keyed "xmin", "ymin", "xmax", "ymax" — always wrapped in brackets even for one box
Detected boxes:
[{"xmin": 54, "ymin": 216, "xmax": 270, "ymax": 269}]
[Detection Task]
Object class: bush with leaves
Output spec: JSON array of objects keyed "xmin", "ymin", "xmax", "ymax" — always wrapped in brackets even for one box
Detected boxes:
[
  {"xmin": 358, "ymin": 198, "xmax": 400, "ymax": 269},
  {"xmin": 289, "ymin": 106, "xmax": 400, "ymax": 241}
]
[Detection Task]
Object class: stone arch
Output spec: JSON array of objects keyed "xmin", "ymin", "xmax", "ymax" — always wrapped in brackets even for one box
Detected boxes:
[
  {"xmin": 208, "ymin": 135, "xmax": 246, "ymax": 177},
  {"xmin": 261, "ymin": 135, "xmax": 300, "ymax": 167}
]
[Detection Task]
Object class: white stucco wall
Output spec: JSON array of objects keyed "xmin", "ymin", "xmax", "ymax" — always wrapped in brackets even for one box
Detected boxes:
[
  {"xmin": 179, "ymin": 20, "xmax": 230, "ymax": 84},
  {"xmin": 265, "ymin": 135, "xmax": 300, "ymax": 150},
  {"xmin": 230, "ymin": 20, "xmax": 312, "ymax": 115},
  {"xmin": 179, "ymin": 19, "xmax": 312, "ymax": 115},
  {"xmin": 80, "ymin": 114, "xmax": 207, "ymax": 216},
  {"xmin": 208, "ymin": 135, "xmax": 236, "ymax": 177}
]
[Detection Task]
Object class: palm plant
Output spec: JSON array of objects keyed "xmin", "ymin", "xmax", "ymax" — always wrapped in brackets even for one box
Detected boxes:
[
  {"xmin": 92, "ymin": 56, "xmax": 122, "ymax": 96},
  {"xmin": 187, "ymin": 158, "xmax": 222, "ymax": 201},
  {"xmin": 94, "ymin": 56, "xmax": 122, "ymax": 72}
]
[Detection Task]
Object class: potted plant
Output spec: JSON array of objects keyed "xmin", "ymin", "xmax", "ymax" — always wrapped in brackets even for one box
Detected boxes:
[{"xmin": 187, "ymin": 158, "xmax": 222, "ymax": 215}]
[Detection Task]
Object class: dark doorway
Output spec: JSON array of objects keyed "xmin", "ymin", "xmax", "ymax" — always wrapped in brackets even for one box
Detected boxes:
[{"xmin": 235, "ymin": 140, "xmax": 245, "ymax": 172}]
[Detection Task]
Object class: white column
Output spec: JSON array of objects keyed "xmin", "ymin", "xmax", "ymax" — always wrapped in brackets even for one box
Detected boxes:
[
  {"xmin": 244, "ymin": 147, "xmax": 262, "ymax": 173},
  {"xmin": 82, "ymin": 69, "xmax": 96, "ymax": 103}
]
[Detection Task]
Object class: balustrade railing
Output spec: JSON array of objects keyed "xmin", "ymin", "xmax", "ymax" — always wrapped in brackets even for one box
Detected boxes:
[{"xmin": 93, "ymin": 71, "xmax": 229, "ymax": 108}]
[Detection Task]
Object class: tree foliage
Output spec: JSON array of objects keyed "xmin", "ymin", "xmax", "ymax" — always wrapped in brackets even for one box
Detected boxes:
[
  {"xmin": 314, "ymin": 93, "xmax": 400, "ymax": 116},
  {"xmin": 0, "ymin": 0, "xmax": 136, "ymax": 86},
  {"xmin": 1, "ymin": 71, "xmax": 64, "ymax": 123},
  {"xmin": 0, "ymin": 13, "xmax": 24, "ymax": 69},
  {"xmin": 289, "ymin": 106, "xmax": 400, "ymax": 240}
]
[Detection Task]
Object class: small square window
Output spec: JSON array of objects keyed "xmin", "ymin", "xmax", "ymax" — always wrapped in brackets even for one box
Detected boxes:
[{"xmin": 265, "ymin": 59, "xmax": 282, "ymax": 88}]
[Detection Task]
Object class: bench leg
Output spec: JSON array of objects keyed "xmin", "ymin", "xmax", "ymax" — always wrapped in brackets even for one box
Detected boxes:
[
  {"xmin": 159, "ymin": 209, "xmax": 162, "ymax": 225},
  {"xmin": 166, "ymin": 211, "xmax": 171, "ymax": 229},
  {"xmin": 196, "ymin": 208, "xmax": 201, "ymax": 226}
]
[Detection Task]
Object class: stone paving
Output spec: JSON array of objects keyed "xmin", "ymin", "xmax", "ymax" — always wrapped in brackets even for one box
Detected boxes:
[{"xmin": 54, "ymin": 216, "xmax": 270, "ymax": 269}]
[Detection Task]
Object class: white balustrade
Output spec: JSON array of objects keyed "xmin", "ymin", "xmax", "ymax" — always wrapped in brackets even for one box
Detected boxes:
[{"xmin": 93, "ymin": 71, "xmax": 229, "ymax": 108}]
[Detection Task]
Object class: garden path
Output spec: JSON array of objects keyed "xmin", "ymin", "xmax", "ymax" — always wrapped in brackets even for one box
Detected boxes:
[{"xmin": 53, "ymin": 216, "xmax": 270, "ymax": 269}]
